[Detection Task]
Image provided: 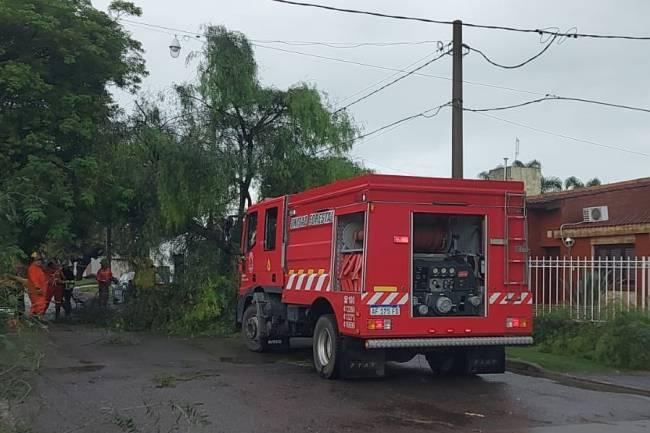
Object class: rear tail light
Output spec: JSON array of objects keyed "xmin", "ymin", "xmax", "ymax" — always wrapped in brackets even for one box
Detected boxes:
[
  {"xmin": 506, "ymin": 317, "xmax": 529, "ymax": 328},
  {"xmin": 367, "ymin": 319, "xmax": 392, "ymax": 330}
]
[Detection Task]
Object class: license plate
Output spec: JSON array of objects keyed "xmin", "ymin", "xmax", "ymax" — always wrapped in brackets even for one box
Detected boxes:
[{"xmin": 370, "ymin": 305, "xmax": 400, "ymax": 316}]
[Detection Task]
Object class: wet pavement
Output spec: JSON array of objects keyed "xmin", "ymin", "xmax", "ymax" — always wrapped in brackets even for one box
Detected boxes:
[{"xmin": 15, "ymin": 327, "xmax": 650, "ymax": 433}]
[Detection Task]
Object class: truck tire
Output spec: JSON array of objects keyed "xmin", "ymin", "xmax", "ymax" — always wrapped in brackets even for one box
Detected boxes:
[
  {"xmin": 312, "ymin": 314, "xmax": 341, "ymax": 379},
  {"xmin": 242, "ymin": 304, "xmax": 268, "ymax": 353}
]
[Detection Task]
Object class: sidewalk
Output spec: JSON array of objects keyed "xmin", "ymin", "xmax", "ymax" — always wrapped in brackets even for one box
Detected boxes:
[
  {"xmin": 507, "ymin": 359, "xmax": 650, "ymax": 397},
  {"xmin": 574, "ymin": 372, "xmax": 650, "ymax": 394}
]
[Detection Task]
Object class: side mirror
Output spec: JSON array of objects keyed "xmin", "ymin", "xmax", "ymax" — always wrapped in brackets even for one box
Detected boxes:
[{"xmin": 237, "ymin": 254, "xmax": 246, "ymax": 273}]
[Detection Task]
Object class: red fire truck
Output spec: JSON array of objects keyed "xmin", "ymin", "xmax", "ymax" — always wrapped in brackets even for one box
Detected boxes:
[{"xmin": 236, "ymin": 174, "xmax": 533, "ymax": 378}]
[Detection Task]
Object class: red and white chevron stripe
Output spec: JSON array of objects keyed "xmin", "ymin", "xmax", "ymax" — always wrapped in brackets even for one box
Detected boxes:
[
  {"xmin": 361, "ymin": 292, "xmax": 409, "ymax": 306},
  {"xmin": 488, "ymin": 291, "xmax": 533, "ymax": 305},
  {"xmin": 285, "ymin": 273, "xmax": 331, "ymax": 292}
]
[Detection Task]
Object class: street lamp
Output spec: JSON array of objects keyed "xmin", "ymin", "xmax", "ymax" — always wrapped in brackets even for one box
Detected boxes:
[{"xmin": 169, "ymin": 35, "xmax": 181, "ymax": 58}]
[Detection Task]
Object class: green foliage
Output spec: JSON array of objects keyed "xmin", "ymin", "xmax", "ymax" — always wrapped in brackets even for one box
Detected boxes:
[
  {"xmin": 534, "ymin": 311, "xmax": 650, "ymax": 370},
  {"xmin": 586, "ymin": 177, "xmax": 602, "ymax": 187},
  {"xmin": 261, "ymin": 155, "xmax": 370, "ymax": 198},
  {"xmin": 564, "ymin": 176, "xmax": 585, "ymax": 190},
  {"xmin": 0, "ymin": 0, "xmax": 146, "ymax": 265},
  {"xmin": 541, "ymin": 176, "xmax": 563, "ymax": 193},
  {"xmin": 119, "ymin": 277, "xmax": 234, "ymax": 336},
  {"xmin": 175, "ymin": 25, "xmax": 359, "ymax": 234},
  {"xmin": 594, "ymin": 314, "xmax": 650, "ymax": 370}
]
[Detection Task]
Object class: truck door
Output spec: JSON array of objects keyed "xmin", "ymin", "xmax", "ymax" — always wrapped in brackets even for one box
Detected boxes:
[
  {"xmin": 240, "ymin": 210, "xmax": 259, "ymax": 289},
  {"xmin": 257, "ymin": 198, "xmax": 284, "ymax": 288}
]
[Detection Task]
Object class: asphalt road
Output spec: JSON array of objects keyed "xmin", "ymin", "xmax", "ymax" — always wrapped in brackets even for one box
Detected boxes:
[{"xmin": 16, "ymin": 327, "xmax": 650, "ymax": 433}]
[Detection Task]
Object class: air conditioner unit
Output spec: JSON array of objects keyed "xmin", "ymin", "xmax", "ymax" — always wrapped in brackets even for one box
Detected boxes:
[{"xmin": 583, "ymin": 206, "xmax": 609, "ymax": 223}]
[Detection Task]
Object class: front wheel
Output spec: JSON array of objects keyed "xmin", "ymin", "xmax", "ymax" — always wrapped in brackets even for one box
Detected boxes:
[
  {"xmin": 242, "ymin": 304, "xmax": 268, "ymax": 353},
  {"xmin": 312, "ymin": 314, "xmax": 341, "ymax": 379}
]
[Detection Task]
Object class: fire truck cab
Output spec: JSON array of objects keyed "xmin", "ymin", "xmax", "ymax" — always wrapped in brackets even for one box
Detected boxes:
[{"xmin": 236, "ymin": 174, "xmax": 533, "ymax": 378}]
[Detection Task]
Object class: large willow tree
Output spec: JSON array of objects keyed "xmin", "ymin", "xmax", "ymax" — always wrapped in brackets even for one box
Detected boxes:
[{"xmin": 173, "ymin": 26, "xmax": 362, "ymax": 251}]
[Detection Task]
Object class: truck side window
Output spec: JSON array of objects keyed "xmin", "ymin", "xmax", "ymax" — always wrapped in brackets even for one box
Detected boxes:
[
  {"xmin": 246, "ymin": 212, "xmax": 258, "ymax": 251},
  {"xmin": 264, "ymin": 207, "xmax": 278, "ymax": 251}
]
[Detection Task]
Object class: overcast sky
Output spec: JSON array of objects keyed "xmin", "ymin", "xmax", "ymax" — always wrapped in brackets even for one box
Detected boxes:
[{"xmin": 94, "ymin": 0, "xmax": 650, "ymax": 184}]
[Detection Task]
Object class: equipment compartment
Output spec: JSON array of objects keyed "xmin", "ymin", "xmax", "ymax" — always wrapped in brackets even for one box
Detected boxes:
[{"xmin": 411, "ymin": 213, "xmax": 485, "ymax": 317}]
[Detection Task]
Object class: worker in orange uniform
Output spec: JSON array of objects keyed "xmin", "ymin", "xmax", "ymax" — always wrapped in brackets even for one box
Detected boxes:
[
  {"xmin": 26, "ymin": 252, "xmax": 49, "ymax": 318},
  {"xmin": 46, "ymin": 261, "xmax": 66, "ymax": 320},
  {"xmin": 96, "ymin": 260, "xmax": 115, "ymax": 308}
]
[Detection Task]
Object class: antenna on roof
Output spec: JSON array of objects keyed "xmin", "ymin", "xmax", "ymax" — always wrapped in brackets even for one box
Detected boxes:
[{"xmin": 514, "ymin": 137, "xmax": 520, "ymax": 163}]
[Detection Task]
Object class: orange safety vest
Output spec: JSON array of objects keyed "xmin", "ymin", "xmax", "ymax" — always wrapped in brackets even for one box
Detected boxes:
[
  {"xmin": 27, "ymin": 262, "xmax": 48, "ymax": 294},
  {"xmin": 96, "ymin": 267, "xmax": 113, "ymax": 284}
]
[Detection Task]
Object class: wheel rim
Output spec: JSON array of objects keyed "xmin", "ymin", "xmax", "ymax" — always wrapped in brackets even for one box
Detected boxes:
[
  {"xmin": 245, "ymin": 315, "xmax": 258, "ymax": 341},
  {"xmin": 316, "ymin": 327, "xmax": 333, "ymax": 367}
]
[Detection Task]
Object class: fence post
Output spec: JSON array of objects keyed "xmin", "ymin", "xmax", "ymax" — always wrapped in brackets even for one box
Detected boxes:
[
  {"xmin": 597, "ymin": 256, "xmax": 602, "ymax": 321},
  {"xmin": 569, "ymin": 256, "xmax": 574, "ymax": 318},
  {"xmin": 555, "ymin": 256, "xmax": 559, "ymax": 310},
  {"xmin": 643, "ymin": 257, "xmax": 647, "ymax": 314},
  {"xmin": 590, "ymin": 256, "xmax": 595, "ymax": 321},
  {"xmin": 542, "ymin": 257, "xmax": 551, "ymax": 311},
  {"xmin": 562, "ymin": 256, "xmax": 566, "ymax": 309},
  {"xmin": 605, "ymin": 256, "xmax": 609, "ymax": 319},
  {"xmin": 583, "ymin": 256, "xmax": 588, "ymax": 320}
]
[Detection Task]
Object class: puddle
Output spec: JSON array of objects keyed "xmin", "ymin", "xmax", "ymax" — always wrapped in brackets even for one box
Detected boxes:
[{"xmin": 53, "ymin": 364, "xmax": 106, "ymax": 373}]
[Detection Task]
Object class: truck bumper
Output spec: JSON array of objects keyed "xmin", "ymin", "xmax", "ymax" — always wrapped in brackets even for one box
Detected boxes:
[{"xmin": 364, "ymin": 336, "xmax": 533, "ymax": 349}]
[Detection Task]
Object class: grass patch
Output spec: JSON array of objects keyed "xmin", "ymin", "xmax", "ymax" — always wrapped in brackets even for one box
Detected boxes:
[
  {"xmin": 524, "ymin": 309, "xmax": 650, "ymax": 372},
  {"xmin": 507, "ymin": 346, "xmax": 617, "ymax": 374}
]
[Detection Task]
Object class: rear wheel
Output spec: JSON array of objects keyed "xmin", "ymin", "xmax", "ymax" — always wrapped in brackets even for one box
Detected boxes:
[
  {"xmin": 426, "ymin": 349, "xmax": 469, "ymax": 376},
  {"xmin": 312, "ymin": 314, "xmax": 341, "ymax": 379},
  {"xmin": 242, "ymin": 304, "xmax": 268, "ymax": 353}
]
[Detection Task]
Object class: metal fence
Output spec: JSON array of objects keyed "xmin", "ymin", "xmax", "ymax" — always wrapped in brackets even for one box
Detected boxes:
[{"xmin": 529, "ymin": 257, "xmax": 650, "ymax": 321}]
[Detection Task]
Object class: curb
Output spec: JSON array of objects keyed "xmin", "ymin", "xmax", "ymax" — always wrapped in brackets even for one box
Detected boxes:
[{"xmin": 506, "ymin": 359, "xmax": 650, "ymax": 398}]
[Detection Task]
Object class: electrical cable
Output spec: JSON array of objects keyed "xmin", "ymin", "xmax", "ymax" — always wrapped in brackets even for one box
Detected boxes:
[
  {"xmin": 470, "ymin": 111, "xmax": 650, "ymax": 157},
  {"xmin": 335, "ymin": 50, "xmax": 445, "ymax": 106},
  {"xmin": 333, "ymin": 49, "xmax": 451, "ymax": 113},
  {"xmin": 465, "ymin": 34, "xmax": 558, "ymax": 69},
  {"xmin": 120, "ymin": 18, "xmax": 444, "ymax": 48},
  {"xmin": 252, "ymin": 43, "xmax": 545, "ymax": 96},
  {"xmin": 465, "ymin": 95, "xmax": 650, "ymax": 114},
  {"xmin": 271, "ymin": 0, "xmax": 650, "ymax": 41},
  {"xmin": 249, "ymin": 39, "xmax": 444, "ymax": 48},
  {"xmin": 119, "ymin": 17, "xmax": 547, "ymax": 97},
  {"xmin": 120, "ymin": 17, "xmax": 650, "ymax": 117},
  {"xmin": 316, "ymin": 101, "xmax": 452, "ymax": 155}
]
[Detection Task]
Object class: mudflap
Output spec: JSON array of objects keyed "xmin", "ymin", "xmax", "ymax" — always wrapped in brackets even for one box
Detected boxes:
[
  {"xmin": 338, "ymin": 338, "xmax": 385, "ymax": 379},
  {"xmin": 465, "ymin": 346, "xmax": 505, "ymax": 374}
]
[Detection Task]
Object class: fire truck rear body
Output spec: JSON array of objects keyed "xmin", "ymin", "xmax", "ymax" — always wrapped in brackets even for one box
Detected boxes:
[{"xmin": 237, "ymin": 174, "xmax": 533, "ymax": 377}]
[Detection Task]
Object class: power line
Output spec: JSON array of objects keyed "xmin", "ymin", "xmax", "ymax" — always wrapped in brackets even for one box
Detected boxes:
[
  {"xmin": 335, "ymin": 51, "xmax": 442, "ymax": 106},
  {"xmin": 252, "ymin": 43, "xmax": 545, "ymax": 96},
  {"xmin": 334, "ymin": 49, "xmax": 451, "ymax": 113},
  {"xmin": 121, "ymin": 17, "xmax": 650, "ymax": 116},
  {"xmin": 465, "ymin": 35, "xmax": 558, "ymax": 69},
  {"xmin": 465, "ymin": 95, "xmax": 650, "ymax": 114},
  {"xmin": 271, "ymin": 0, "xmax": 650, "ymax": 41},
  {"xmin": 317, "ymin": 102, "xmax": 452, "ymax": 155},
  {"xmin": 120, "ymin": 18, "xmax": 445, "ymax": 49},
  {"xmin": 119, "ymin": 17, "xmax": 547, "ymax": 97},
  {"xmin": 349, "ymin": 153, "xmax": 413, "ymax": 175},
  {"xmin": 249, "ymin": 39, "xmax": 444, "ymax": 48},
  {"xmin": 471, "ymin": 111, "xmax": 650, "ymax": 157}
]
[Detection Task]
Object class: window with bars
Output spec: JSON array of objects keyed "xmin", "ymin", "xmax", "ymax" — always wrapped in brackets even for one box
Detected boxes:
[{"xmin": 594, "ymin": 244, "xmax": 635, "ymax": 259}]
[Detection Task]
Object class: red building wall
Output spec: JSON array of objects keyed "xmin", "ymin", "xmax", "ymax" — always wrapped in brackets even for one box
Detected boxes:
[{"xmin": 527, "ymin": 180, "xmax": 650, "ymax": 258}]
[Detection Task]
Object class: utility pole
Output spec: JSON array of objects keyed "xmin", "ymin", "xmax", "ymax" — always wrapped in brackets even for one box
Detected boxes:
[{"xmin": 451, "ymin": 20, "xmax": 463, "ymax": 179}]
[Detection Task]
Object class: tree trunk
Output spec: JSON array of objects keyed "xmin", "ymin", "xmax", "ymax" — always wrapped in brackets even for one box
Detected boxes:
[{"xmin": 105, "ymin": 224, "xmax": 112, "ymax": 268}]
